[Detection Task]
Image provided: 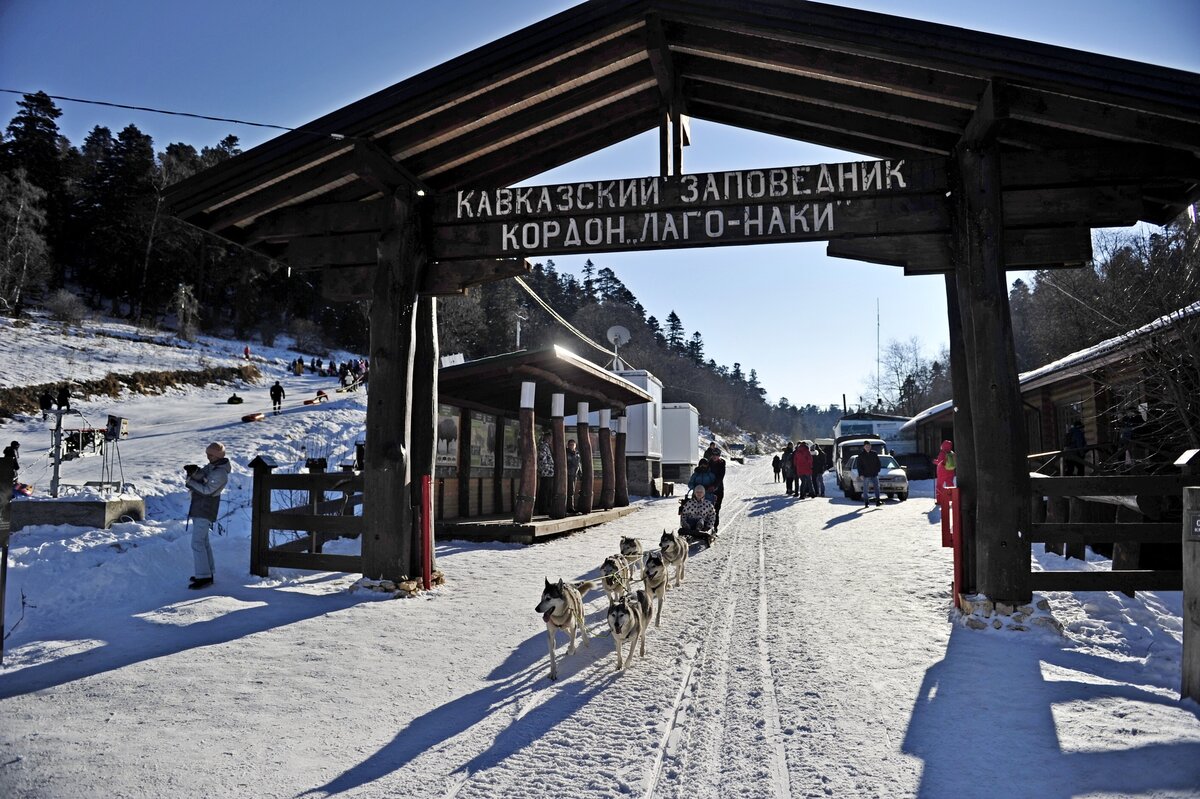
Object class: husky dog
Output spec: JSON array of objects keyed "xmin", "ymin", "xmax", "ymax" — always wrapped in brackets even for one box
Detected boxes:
[
  {"xmin": 658, "ymin": 528, "xmax": 689, "ymax": 588},
  {"xmin": 642, "ymin": 549, "xmax": 669, "ymax": 627},
  {"xmin": 535, "ymin": 578, "xmax": 595, "ymax": 680},
  {"xmin": 619, "ymin": 535, "xmax": 644, "ymax": 578},
  {"xmin": 606, "ymin": 589, "xmax": 652, "ymax": 671},
  {"xmin": 600, "ymin": 553, "xmax": 632, "ymax": 603}
]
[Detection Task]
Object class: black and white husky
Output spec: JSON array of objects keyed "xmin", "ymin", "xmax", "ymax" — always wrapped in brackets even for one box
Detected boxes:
[
  {"xmin": 600, "ymin": 553, "xmax": 632, "ymax": 603},
  {"xmin": 535, "ymin": 578, "xmax": 595, "ymax": 680},
  {"xmin": 606, "ymin": 589, "xmax": 652, "ymax": 671},
  {"xmin": 642, "ymin": 549, "xmax": 669, "ymax": 627},
  {"xmin": 659, "ymin": 528, "xmax": 689, "ymax": 588},
  {"xmin": 619, "ymin": 535, "xmax": 644, "ymax": 578}
]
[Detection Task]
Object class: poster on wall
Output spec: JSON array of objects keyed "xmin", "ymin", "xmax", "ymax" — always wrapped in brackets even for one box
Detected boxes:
[
  {"xmin": 503, "ymin": 419, "xmax": 521, "ymax": 470},
  {"xmin": 436, "ymin": 404, "xmax": 459, "ymax": 467},
  {"xmin": 470, "ymin": 411, "xmax": 496, "ymax": 469}
]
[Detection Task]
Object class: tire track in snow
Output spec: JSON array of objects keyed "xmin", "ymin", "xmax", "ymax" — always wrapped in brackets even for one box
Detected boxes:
[{"xmin": 756, "ymin": 516, "xmax": 794, "ymax": 799}]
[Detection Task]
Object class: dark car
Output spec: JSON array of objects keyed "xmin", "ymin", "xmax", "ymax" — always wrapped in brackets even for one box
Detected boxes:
[{"xmin": 895, "ymin": 452, "xmax": 935, "ymax": 481}]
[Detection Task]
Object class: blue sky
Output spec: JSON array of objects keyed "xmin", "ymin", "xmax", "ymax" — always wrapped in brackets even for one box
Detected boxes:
[{"xmin": 3, "ymin": 0, "xmax": 1197, "ymax": 409}]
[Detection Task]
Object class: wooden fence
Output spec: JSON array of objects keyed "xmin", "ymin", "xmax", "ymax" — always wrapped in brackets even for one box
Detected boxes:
[
  {"xmin": 249, "ymin": 455, "xmax": 364, "ymax": 577},
  {"xmin": 1027, "ymin": 469, "xmax": 1198, "ymax": 594}
]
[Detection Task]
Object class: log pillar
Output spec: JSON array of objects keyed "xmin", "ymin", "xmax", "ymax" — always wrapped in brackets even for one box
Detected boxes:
[
  {"xmin": 944, "ymin": 273, "xmax": 978, "ymax": 595},
  {"xmin": 1182, "ymin": 485, "xmax": 1200, "ymax": 702},
  {"xmin": 412, "ymin": 295, "xmax": 438, "ymax": 573},
  {"xmin": 550, "ymin": 393, "xmax": 567, "ymax": 519},
  {"xmin": 615, "ymin": 416, "xmax": 630, "ymax": 507},
  {"xmin": 456, "ymin": 407, "xmax": 471, "ymax": 518},
  {"xmin": 577, "ymin": 402, "xmax": 594, "ymax": 515},
  {"xmin": 514, "ymin": 382, "xmax": 536, "ymax": 523},
  {"xmin": 363, "ymin": 186, "xmax": 424, "ymax": 582},
  {"xmin": 598, "ymin": 409, "xmax": 615, "ymax": 510},
  {"xmin": 951, "ymin": 127, "xmax": 1031, "ymax": 604}
]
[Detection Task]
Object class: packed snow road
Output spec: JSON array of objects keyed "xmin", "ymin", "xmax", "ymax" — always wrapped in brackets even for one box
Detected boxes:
[{"xmin": 3, "ymin": 451, "xmax": 1199, "ymax": 798}]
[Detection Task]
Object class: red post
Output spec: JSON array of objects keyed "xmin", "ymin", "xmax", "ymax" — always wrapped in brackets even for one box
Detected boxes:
[
  {"xmin": 950, "ymin": 486, "xmax": 964, "ymax": 609},
  {"xmin": 940, "ymin": 493, "xmax": 953, "ymax": 548},
  {"xmin": 421, "ymin": 474, "xmax": 433, "ymax": 590}
]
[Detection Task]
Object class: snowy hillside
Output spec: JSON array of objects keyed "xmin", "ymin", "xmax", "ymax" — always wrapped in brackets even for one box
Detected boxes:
[{"xmin": 1, "ymin": 324, "xmax": 1199, "ymax": 798}]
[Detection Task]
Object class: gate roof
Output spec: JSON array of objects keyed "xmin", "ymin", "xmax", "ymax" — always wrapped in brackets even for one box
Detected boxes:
[{"xmin": 166, "ymin": 0, "xmax": 1200, "ymax": 271}]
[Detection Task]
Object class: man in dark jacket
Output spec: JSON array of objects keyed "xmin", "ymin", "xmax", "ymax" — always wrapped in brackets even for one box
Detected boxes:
[
  {"xmin": 270, "ymin": 381, "xmax": 285, "ymax": 414},
  {"xmin": 1063, "ymin": 420, "xmax": 1087, "ymax": 476},
  {"xmin": 704, "ymin": 446, "xmax": 727, "ymax": 531},
  {"xmin": 780, "ymin": 443, "xmax": 796, "ymax": 495},
  {"xmin": 811, "ymin": 445, "xmax": 827, "ymax": 497},
  {"xmin": 565, "ymin": 438, "xmax": 581, "ymax": 513},
  {"xmin": 39, "ymin": 390, "xmax": 54, "ymax": 420},
  {"xmin": 185, "ymin": 442, "xmax": 231, "ymax": 589},
  {"xmin": 772, "ymin": 454, "xmax": 781, "ymax": 482},
  {"xmin": 857, "ymin": 441, "xmax": 883, "ymax": 507}
]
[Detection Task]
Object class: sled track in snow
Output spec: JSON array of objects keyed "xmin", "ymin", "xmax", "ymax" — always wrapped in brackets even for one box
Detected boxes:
[{"xmin": 642, "ymin": 468, "xmax": 794, "ymax": 799}]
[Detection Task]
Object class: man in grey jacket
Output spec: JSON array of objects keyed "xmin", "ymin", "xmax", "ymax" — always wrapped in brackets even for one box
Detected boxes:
[{"xmin": 185, "ymin": 442, "xmax": 231, "ymax": 589}]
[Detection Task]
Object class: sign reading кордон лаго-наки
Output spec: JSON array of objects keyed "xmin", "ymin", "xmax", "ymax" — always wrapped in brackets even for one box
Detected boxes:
[{"xmin": 431, "ymin": 157, "xmax": 949, "ymax": 260}]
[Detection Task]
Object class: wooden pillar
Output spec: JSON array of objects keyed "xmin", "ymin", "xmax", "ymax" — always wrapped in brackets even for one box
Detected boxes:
[
  {"xmin": 951, "ymin": 133, "xmax": 1031, "ymax": 604},
  {"xmin": 944, "ymin": 273, "xmax": 977, "ymax": 594},
  {"xmin": 1183, "ymin": 485, "xmax": 1200, "ymax": 702},
  {"xmin": 598, "ymin": 409, "xmax": 615, "ymax": 510},
  {"xmin": 550, "ymin": 393, "xmax": 567, "ymax": 519},
  {"xmin": 514, "ymin": 382, "xmax": 537, "ymax": 523},
  {"xmin": 457, "ymin": 408, "xmax": 471, "ymax": 518},
  {"xmin": 658, "ymin": 109, "xmax": 670, "ymax": 177},
  {"xmin": 577, "ymin": 402, "xmax": 594, "ymax": 514},
  {"xmin": 363, "ymin": 186, "xmax": 424, "ymax": 582},
  {"xmin": 249, "ymin": 455, "xmax": 277, "ymax": 577},
  {"xmin": 615, "ymin": 416, "xmax": 630, "ymax": 507},
  {"xmin": 412, "ymin": 295, "xmax": 438, "ymax": 572}
]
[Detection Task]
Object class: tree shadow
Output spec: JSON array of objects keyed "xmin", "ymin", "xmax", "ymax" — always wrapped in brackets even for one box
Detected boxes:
[
  {"xmin": 902, "ymin": 624, "xmax": 1200, "ymax": 798},
  {"xmin": 0, "ymin": 573, "xmax": 374, "ymax": 700}
]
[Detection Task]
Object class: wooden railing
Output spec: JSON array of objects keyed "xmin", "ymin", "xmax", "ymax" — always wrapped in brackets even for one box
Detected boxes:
[
  {"xmin": 1028, "ymin": 470, "xmax": 1198, "ymax": 594},
  {"xmin": 249, "ymin": 456, "xmax": 364, "ymax": 577}
]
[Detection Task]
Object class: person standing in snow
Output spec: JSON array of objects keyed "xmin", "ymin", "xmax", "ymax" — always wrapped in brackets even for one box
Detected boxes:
[
  {"xmin": 934, "ymin": 440, "xmax": 957, "ymax": 506},
  {"xmin": 1063, "ymin": 420, "xmax": 1087, "ymax": 476},
  {"xmin": 704, "ymin": 445, "xmax": 726, "ymax": 532},
  {"xmin": 772, "ymin": 454, "xmax": 781, "ymax": 483},
  {"xmin": 243, "ymin": 345, "xmax": 251, "ymax": 360},
  {"xmin": 56, "ymin": 384, "xmax": 70, "ymax": 410},
  {"xmin": 39, "ymin": 390, "xmax": 54, "ymax": 420},
  {"xmin": 565, "ymin": 438, "xmax": 581, "ymax": 514},
  {"xmin": 857, "ymin": 441, "xmax": 883, "ymax": 507},
  {"xmin": 780, "ymin": 442, "xmax": 796, "ymax": 495},
  {"xmin": 535, "ymin": 435, "xmax": 554, "ymax": 514},
  {"xmin": 270, "ymin": 381, "xmax": 285, "ymax": 414},
  {"xmin": 792, "ymin": 441, "xmax": 813, "ymax": 499},
  {"xmin": 810, "ymin": 444, "xmax": 826, "ymax": 498},
  {"xmin": 185, "ymin": 442, "xmax": 231, "ymax": 589}
]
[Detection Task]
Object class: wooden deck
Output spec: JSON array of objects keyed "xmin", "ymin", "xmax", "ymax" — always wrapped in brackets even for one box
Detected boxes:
[{"xmin": 437, "ymin": 506, "xmax": 638, "ymax": 544}]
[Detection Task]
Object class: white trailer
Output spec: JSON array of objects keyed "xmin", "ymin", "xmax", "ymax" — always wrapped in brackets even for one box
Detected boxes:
[
  {"xmin": 613, "ymin": 369, "xmax": 662, "ymax": 458},
  {"xmin": 661, "ymin": 402, "xmax": 700, "ymax": 481}
]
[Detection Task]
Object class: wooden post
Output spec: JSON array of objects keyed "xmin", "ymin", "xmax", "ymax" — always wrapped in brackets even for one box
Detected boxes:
[
  {"xmin": 658, "ymin": 109, "xmax": 670, "ymax": 177},
  {"xmin": 457, "ymin": 407, "xmax": 471, "ymax": 518},
  {"xmin": 249, "ymin": 455, "xmax": 278, "ymax": 578},
  {"xmin": 514, "ymin": 382, "xmax": 537, "ymax": 523},
  {"xmin": 1044, "ymin": 495, "xmax": 1069, "ymax": 557},
  {"xmin": 1066, "ymin": 497, "xmax": 1088, "ymax": 561},
  {"xmin": 577, "ymin": 402, "xmax": 594, "ymax": 515},
  {"xmin": 412, "ymin": 295, "xmax": 438, "ymax": 572},
  {"xmin": 951, "ymin": 118, "xmax": 1031, "ymax": 604},
  {"xmin": 1183, "ymin": 485, "xmax": 1200, "ymax": 702},
  {"xmin": 615, "ymin": 416, "xmax": 630, "ymax": 507},
  {"xmin": 363, "ymin": 186, "xmax": 423, "ymax": 582},
  {"xmin": 598, "ymin": 409, "xmax": 615, "ymax": 510},
  {"xmin": 0, "ymin": 457, "xmax": 12, "ymax": 663},
  {"xmin": 944, "ymin": 273, "xmax": 978, "ymax": 594},
  {"xmin": 550, "ymin": 393, "xmax": 567, "ymax": 519}
]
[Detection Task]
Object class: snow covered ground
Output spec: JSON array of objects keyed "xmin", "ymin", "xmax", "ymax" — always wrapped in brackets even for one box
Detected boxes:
[{"xmin": 2, "ymin": 332, "xmax": 1200, "ymax": 798}]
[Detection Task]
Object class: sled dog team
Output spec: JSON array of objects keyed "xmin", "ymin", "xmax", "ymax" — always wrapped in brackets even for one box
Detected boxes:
[{"xmin": 535, "ymin": 529, "xmax": 690, "ymax": 680}]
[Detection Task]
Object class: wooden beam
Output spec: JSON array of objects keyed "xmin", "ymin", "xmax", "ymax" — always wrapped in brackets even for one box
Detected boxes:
[
  {"xmin": 668, "ymin": 22, "xmax": 983, "ymax": 108},
  {"xmin": 353, "ymin": 141, "xmax": 428, "ymax": 195},
  {"xmin": 675, "ymin": 51, "xmax": 971, "ymax": 133},
  {"xmin": 321, "ymin": 258, "xmax": 533, "ymax": 301},
  {"xmin": 1029, "ymin": 570, "xmax": 1181, "ymax": 592},
  {"xmin": 512, "ymin": 364, "xmax": 626, "ymax": 413},
  {"xmin": 1030, "ymin": 474, "xmax": 1200, "ymax": 496},
  {"xmin": 245, "ymin": 198, "xmax": 391, "ymax": 244},
  {"xmin": 644, "ymin": 14, "xmax": 675, "ymax": 103},
  {"xmin": 1001, "ymin": 147, "xmax": 1200, "ymax": 190},
  {"xmin": 1028, "ymin": 522, "xmax": 1180, "ymax": 544},
  {"xmin": 825, "ymin": 228, "xmax": 1092, "ymax": 272},
  {"xmin": 203, "ymin": 150, "xmax": 357, "ymax": 233},
  {"xmin": 688, "ymin": 82, "xmax": 958, "ymax": 155},
  {"xmin": 1002, "ymin": 186, "xmax": 1145, "ymax": 228},
  {"xmin": 288, "ymin": 232, "xmax": 378, "ymax": 270}
]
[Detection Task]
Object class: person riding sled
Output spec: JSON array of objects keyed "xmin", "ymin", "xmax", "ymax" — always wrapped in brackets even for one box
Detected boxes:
[{"xmin": 679, "ymin": 485, "xmax": 717, "ymax": 545}]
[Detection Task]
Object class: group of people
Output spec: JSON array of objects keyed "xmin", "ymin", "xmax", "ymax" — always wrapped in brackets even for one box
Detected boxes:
[
  {"xmin": 534, "ymin": 436, "xmax": 584, "ymax": 515},
  {"xmin": 678, "ymin": 444, "xmax": 726, "ymax": 542},
  {"xmin": 773, "ymin": 441, "xmax": 827, "ymax": 499},
  {"xmin": 37, "ymin": 385, "xmax": 72, "ymax": 420}
]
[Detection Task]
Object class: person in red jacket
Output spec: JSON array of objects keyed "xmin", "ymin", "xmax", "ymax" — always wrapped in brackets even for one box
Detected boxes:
[
  {"xmin": 792, "ymin": 442, "xmax": 813, "ymax": 498},
  {"xmin": 934, "ymin": 440, "xmax": 957, "ymax": 506}
]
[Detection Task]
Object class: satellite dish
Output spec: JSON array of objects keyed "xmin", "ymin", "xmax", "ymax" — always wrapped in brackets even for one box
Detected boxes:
[{"xmin": 606, "ymin": 325, "xmax": 632, "ymax": 347}]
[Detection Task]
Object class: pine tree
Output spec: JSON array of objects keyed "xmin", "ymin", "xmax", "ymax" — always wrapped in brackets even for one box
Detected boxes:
[
  {"xmin": 686, "ymin": 330, "xmax": 705, "ymax": 363},
  {"xmin": 2, "ymin": 92, "xmax": 68, "ymax": 273},
  {"xmin": 0, "ymin": 169, "xmax": 49, "ymax": 311},
  {"xmin": 581, "ymin": 258, "xmax": 597, "ymax": 303},
  {"xmin": 665, "ymin": 310, "xmax": 685, "ymax": 350}
]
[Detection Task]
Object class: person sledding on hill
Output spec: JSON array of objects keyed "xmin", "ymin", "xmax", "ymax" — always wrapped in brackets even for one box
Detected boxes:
[{"xmin": 270, "ymin": 381, "xmax": 285, "ymax": 414}]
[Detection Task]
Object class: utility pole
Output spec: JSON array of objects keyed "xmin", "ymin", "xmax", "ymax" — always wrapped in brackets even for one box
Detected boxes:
[
  {"xmin": 49, "ymin": 408, "xmax": 69, "ymax": 499},
  {"xmin": 515, "ymin": 311, "xmax": 528, "ymax": 350}
]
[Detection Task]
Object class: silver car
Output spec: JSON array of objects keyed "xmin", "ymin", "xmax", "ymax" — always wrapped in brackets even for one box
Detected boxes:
[{"xmin": 846, "ymin": 454, "xmax": 909, "ymax": 501}]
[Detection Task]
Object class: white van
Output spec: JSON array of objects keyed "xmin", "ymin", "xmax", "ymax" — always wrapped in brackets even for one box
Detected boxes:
[{"xmin": 834, "ymin": 436, "xmax": 888, "ymax": 492}]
